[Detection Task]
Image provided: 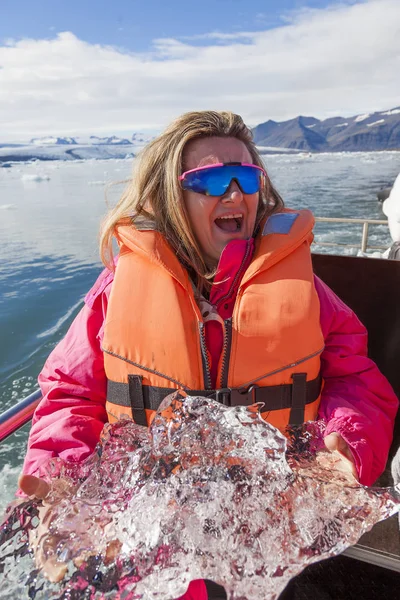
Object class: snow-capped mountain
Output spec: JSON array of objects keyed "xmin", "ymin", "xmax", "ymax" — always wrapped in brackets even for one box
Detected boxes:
[
  {"xmin": 252, "ymin": 107, "xmax": 400, "ymax": 152},
  {"xmin": 1, "ymin": 108, "xmax": 399, "ymax": 164},
  {"xmin": 87, "ymin": 135, "xmax": 132, "ymax": 145},
  {"xmin": 29, "ymin": 134, "xmax": 139, "ymax": 146},
  {"xmin": 30, "ymin": 136, "xmax": 77, "ymax": 145},
  {"xmin": 0, "ymin": 132, "xmax": 154, "ymax": 163}
]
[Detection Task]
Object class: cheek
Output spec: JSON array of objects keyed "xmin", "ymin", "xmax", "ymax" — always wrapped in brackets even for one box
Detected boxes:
[
  {"xmin": 248, "ymin": 195, "xmax": 260, "ymax": 223},
  {"xmin": 185, "ymin": 194, "xmax": 212, "ymax": 237},
  {"xmin": 184, "ymin": 192, "xmax": 199, "ymax": 224}
]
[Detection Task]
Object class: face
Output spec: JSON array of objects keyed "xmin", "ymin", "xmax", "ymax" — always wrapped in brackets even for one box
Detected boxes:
[{"xmin": 182, "ymin": 136, "xmax": 260, "ymax": 268}]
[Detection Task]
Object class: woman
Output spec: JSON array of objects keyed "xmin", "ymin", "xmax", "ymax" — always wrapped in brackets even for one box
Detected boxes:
[{"xmin": 19, "ymin": 110, "xmax": 398, "ymax": 596}]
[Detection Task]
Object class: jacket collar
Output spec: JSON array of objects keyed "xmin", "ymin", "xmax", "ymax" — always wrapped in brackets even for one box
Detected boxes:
[
  {"xmin": 115, "ymin": 209, "xmax": 314, "ymax": 292},
  {"xmin": 240, "ymin": 209, "xmax": 315, "ymax": 288}
]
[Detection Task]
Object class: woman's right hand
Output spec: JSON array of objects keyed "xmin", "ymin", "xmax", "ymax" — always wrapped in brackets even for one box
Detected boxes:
[
  {"xmin": 18, "ymin": 473, "xmax": 122, "ymax": 583},
  {"xmin": 18, "ymin": 473, "xmax": 50, "ymax": 499},
  {"xmin": 18, "ymin": 473, "xmax": 70, "ymax": 583}
]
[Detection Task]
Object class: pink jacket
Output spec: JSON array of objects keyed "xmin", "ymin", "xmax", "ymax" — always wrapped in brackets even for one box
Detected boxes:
[{"xmin": 23, "ymin": 240, "xmax": 398, "ymax": 489}]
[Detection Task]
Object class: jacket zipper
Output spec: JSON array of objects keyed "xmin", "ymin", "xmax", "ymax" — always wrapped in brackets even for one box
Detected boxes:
[
  {"xmin": 219, "ymin": 318, "xmax": 233, "ymax": 388},
  {"xmin": 199, "ymin": 322, "xmax": 212, "ymax": 390},
  {"xmin": 214, "ymin": 243, "xmax": 251, "ymax": 389}
]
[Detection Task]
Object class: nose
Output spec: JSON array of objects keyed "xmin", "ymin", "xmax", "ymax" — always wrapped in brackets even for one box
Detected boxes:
[{"xmin": 221, "ymin": 179, "xmax": 243, "ymax": 204}]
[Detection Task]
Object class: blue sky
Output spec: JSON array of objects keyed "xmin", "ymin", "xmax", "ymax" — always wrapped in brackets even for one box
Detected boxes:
[
  {"xmin": 2, "ymin": 1, "xmax": 342, "ymax": 51},
  {"xmin": 1, "ymin": 0, "xmax": 399, "ymax": 141}
]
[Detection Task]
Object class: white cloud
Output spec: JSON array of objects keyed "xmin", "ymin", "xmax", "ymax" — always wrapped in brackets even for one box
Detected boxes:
[
  {"xmin": 179, "ymin": 31, "xmax": 255, "ymax": 42},
  {"xmin": 0, "ymin": 0, "xmax": 399, "ymax": 141}
]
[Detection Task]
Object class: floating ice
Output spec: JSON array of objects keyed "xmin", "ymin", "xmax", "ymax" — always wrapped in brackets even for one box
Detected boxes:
[
  {"xmin": 21, "ymin": 173, "xmax": 50, "ymax": 182},
  {"xmin": 1, "ymin": 394, "xmax": 399, "ymax": 600}
]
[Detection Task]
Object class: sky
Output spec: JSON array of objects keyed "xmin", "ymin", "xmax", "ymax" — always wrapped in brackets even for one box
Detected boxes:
[{"xmin": 1, "ymin": 0, "xmax": 399, "ymax": 141}]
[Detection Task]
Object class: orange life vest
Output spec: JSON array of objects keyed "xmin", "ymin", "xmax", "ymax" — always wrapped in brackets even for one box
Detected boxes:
[{"xmin": 102, "ymin": 209, "xmax": 324, "ymax": 430}]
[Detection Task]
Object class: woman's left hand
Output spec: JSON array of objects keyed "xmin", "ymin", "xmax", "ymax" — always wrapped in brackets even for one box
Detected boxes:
[{"xmin": 324, "ymin": 432, "xmax": 358, "ymax": 480}]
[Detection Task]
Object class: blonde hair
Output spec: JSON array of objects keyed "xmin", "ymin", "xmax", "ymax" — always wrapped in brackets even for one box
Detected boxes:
[{"xmin": 100, "ymin": 110, "xmax": 284, "ymax": 289}]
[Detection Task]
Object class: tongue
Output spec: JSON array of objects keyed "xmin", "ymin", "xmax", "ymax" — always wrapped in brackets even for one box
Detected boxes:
[{"xmin": 215, "ymin": 218, "xmax": 238, "ymax": 232}]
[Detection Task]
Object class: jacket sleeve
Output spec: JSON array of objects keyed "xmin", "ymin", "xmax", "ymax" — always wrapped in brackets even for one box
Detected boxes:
[
  {"xmin": 22, "ymin": 268, "xmax": 114, "ymax": 477},
  {"xmin": 315, "ymin": 275, "xmax": 399, "ymax": 485}
]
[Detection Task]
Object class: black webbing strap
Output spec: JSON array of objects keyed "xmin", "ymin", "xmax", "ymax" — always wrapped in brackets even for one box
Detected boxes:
[
  {"xmin": 107, "ymin": 373, "xmax": 321, "ymax": 426},
  {"xmin": 128, "ymin": 375, "xmax": 147, "ymax": 426},
  {"xmin": 107, "ymin": 375, "xmax": 148, "ymax": 426},
  {"xmin": 289, "ymin": 373, "xmax": 307, "ymax": 425}
]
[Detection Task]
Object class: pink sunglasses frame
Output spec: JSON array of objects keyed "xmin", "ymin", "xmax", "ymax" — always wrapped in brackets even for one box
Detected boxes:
[{"xmin": 179, "ymin": 162, "xmax": 267, "ymax": 181}]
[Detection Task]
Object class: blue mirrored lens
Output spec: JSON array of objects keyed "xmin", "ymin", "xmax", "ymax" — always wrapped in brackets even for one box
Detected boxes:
[{"xmin": 182, "ymin": 166, "xmax": 262, "ymax": 196}]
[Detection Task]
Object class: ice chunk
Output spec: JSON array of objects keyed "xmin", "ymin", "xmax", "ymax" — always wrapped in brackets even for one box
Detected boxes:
[
  {"xmin": 21, "ymin": 173, "xmax": 50, "ymax": 182},
  {"xmin": 1, "ymin": 395, "xmax": 399, "ymax": 600}
]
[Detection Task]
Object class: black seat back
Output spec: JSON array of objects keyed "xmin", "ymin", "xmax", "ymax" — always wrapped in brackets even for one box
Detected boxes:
[{"xmin": 312, "ymin": 253, "xmax": 400, "ymax": 456}]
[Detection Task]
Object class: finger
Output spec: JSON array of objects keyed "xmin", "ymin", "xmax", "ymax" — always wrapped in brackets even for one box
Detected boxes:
[
  {"xmin": 41, "ymin": 557, "xmax": 68, "ymax": 583},
  {"xmin": 325, "ymin": 433, "xmax": 355, "ymax": 463},
  {"xmin": 324, "ymin": 432, "xmax": 342, "ymax": 453},
  {"xmin": 18, "ymin": 474, "xmax": 50, "ymax": 500},
  {"xmin": 335, "ymin": 454, "xmax": 359, "ymax": 480},
  {"xmin": 324, "ymin": 435, "xmax": 359, "ymax": 480}
]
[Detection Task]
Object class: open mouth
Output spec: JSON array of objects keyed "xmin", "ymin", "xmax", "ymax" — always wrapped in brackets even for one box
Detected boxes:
[{"xmin": 214, "ymin": 214, "xmax": 244, "ymax": 233}]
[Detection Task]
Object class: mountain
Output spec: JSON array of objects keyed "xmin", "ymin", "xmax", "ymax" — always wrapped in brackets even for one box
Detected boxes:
[
  {"xmin": 29, "ymin": 135, "xmax": 134, "ymax": 146},
  {"xmin": 2, "ymin": 111, "xmax": 399, "ymax": 165},
  {"xmin": 88, "ymin": 135, "xmax": 132, "ymax": 145},
  {"xmin": 30, "ymin": 136, "xmax": 77, "ymax": 145},
  {"xmin": 132, "ymin": 133, "xmax": 152, "ymax": 143},
  {"xmin": 0, "ymin": 132, "xmax": 154, "ymax": 163},
  {"xmin": 253, "ymin": 108, "xmax": 400, "ymax": 152}
]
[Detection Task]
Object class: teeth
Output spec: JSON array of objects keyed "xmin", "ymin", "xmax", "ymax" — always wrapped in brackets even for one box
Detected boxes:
[{"xmin": 217, "ymin": 214, "xmax": 243, "ymax": 219}]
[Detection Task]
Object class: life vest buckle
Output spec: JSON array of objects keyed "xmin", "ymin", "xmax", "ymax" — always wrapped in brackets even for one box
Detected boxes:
[{"xmin": 215, "ymin": 384, "xmax": 258, "ymax": 407}]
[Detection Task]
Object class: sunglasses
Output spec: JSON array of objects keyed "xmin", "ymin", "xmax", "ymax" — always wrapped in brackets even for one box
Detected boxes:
[{"xmin": 179, "ymin": 162, "xmax": 266, "ymax": 196}]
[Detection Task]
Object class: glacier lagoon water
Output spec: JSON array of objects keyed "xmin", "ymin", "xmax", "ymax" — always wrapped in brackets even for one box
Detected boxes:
[
  {"xmin": 0, "ymin": 151, "xmax": 399, "ymax": 506},
  {"xmin": 1, "ymin": 396, "xmax": 399, "ymax": 600}
]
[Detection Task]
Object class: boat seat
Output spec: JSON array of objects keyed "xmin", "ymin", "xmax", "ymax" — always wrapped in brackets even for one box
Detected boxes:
[{"xmin": 312, "ymin": 252, "xmax": 400, "ymax": 572}]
